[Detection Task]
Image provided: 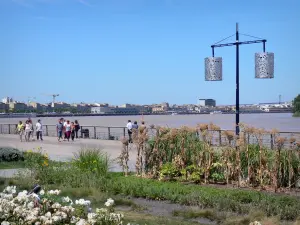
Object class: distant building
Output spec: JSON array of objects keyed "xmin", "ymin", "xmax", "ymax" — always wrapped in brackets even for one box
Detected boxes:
[
  {"xmin": 52, "ymin": 102, "xmax": 70, "ymax": 109},
  {"xmin": 112, "ymin": 107, "xmax": 139, "ymax": 114},
  {"xmin": 119, "ymin": 103, "xmax": 133, "ymax": 108},
  {"xmin": 91, "ymin": 106, "xmax": 139, "ymax": 114},
  {"xmin": 198, "ymin": 99, "xmax": 216, "ymax": 107},
  {"xmin": 71, "ymin": 103, "xmax": 91, "ymax": 113},
  {"xmin": 0, "ymin": 103, "xmax": 9, "ymax": 112},
  {"xmin": 91, "ymin": 106, "xmax": 113, "ymax": 114},
  {"xmin": 28, "ymin": 102, "xmax": 44, "ymax": 111},
  {"xmin": 9, "ymin": 102, "xmax": 27, "ymax": 111}
]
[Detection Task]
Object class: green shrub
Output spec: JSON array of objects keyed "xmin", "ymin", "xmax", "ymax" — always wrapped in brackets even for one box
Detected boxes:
[
  {"xmin": 72, "ymin": 148, "xmax": 110, "ymax": 177},
  {"xmin": 0, "ymin": 147, "xmax": 24, "ymax": 162}
]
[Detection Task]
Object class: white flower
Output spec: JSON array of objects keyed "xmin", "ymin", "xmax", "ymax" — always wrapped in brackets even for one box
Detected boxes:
[
  {"xmin": 1, "ymin": 222, "xmax": 10, "ymax": 225},
  {"xmin": 45, "ymin": 212, "xmax": 52, "ymax": 218},
  {"xmin": 104, "ymin": 198, "xmax": 114, "ymax": 207},
  {"xmin": 3, "ymin": 186, "xmax": 16, "ymax": 194},
  {"xmin": 52, "ymin": 215, "xmax": 61, "ymax": 222},
  {"xmin": 47, "ymin": 189, "xmax": 61, "ymax": 195},
  {"xmin": 39, "ymin": 190, "xmax": 45, "ymax": 195},
  {"xmin": 75, "ymin": 199, "xmax": 91, "ymax": 206},
  {"xmin": 27, "ymin": 201, "xmax": 35, "ymax": 209},
  {"xmin": 52, "ymin": 203, "xmax": 61, "ymax": 209},
  {"xmin": 76, "ymin": 219, "xmax": 88, "ymax": 225},
  {"xmin": 87, "ymin": 213, "xmax": 97, "ymax": 223},
  {"xmin": 62, "ymin": 196, "xmax": 73, "ymax": 205}
]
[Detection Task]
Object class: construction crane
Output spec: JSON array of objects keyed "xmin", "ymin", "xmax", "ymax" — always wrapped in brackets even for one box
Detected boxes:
[{"xmin": 42, "ymin": 94, "xmax": 59, "ymax": 107}]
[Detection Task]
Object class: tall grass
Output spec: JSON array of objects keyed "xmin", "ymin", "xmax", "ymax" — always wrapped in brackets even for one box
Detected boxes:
[{"xmin": 73, "ymin": 148, "xmax": 110, "ymax": 177}]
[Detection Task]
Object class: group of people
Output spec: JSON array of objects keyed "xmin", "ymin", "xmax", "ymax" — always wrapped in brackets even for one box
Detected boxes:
[
  {"xmin": 56, "ymin": 118, "xmax": 80, "ymax": 142},
  {"xmin": 16, "ymin": 119, "xmax": 43, "ymax": 142},
  {"xmin": 126, "ymin": 120, "xmax": 146, "ymax": 143}
]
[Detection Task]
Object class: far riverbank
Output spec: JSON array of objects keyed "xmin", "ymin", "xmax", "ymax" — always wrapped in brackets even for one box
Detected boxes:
[{"xmin": 0, "ymin": 113, "xmax": 300, "ymax": 132}]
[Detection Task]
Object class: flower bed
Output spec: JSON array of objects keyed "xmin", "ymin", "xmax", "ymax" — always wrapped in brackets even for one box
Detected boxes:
[{"xmin": 0, "ymin": 185, "xmax": 128, "ymax": 225}]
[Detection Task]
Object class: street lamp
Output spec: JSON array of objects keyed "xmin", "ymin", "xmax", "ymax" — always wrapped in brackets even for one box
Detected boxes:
[{"xmin": 205, "ymin": 23, "xmax": 274, "ymax": 135}]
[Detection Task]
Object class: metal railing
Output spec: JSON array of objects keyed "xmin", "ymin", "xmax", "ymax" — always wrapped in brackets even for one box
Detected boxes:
[{"xmin": 0, "ymin": 123, "xmax": 299, "ymax": 149}]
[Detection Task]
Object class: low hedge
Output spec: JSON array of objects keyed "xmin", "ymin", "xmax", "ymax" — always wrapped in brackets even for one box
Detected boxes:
[{"xmin": 0, "ymin": 147, "xmax": 24, "ymax": 162}]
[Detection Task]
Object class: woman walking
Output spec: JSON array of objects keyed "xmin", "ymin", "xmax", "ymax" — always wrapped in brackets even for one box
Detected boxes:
[
  {"xmin": 24, "ymin": 120, "xmax": 31, "ymax": 142},
  {"xmin": 64, "ymin": 120, "xmax": 72, "ymax": 141},
  {"xmin": 17, "ymin": 121, "xmax": 25, "ymax": 142}
]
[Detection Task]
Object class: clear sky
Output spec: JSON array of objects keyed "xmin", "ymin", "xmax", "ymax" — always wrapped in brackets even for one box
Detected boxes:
[{"xmin": 0, "ymin": 0, "xmax": 299, "ymax": 105}]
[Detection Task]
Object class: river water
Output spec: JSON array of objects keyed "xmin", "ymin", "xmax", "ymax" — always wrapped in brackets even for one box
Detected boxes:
[{"xmin": 0, "ymin": 113, "xmax": 299, "ymax": 132}]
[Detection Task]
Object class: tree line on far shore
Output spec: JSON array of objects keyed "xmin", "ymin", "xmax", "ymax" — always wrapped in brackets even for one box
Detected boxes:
[{"xmin": 293, "ymin": 94, "xmax": 300, "ymax": 117}]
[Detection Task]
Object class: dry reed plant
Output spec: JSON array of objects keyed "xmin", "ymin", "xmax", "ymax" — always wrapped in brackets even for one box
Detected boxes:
[
  {"xmin": 119, "ymin": 122, "xmax": 300, "ymax": 190},
  {"xmin": 118, "ymin": 137, "xmax": 130, "ymax": 176}
]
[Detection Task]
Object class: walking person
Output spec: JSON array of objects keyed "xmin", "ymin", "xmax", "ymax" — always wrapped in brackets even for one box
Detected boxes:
[
  {"xmin": 28, "ymin": 119, "xmax": 34, "ymax": 141},
  {"xmin": 17, "ymin": 121, "xmax": 25, "ymax": 142},
  {"xmin": 74, "ymin": 120, "xmax": 80, "ymax": 139},
  {"xmin": 24, "ymin": 120, "xmax": 31, "ymax": 142},
  {"xmin": 36, "ymin": 119, "xmax": 43, "ymax": 141},
  {"xmin": 71, "ymin": 122, "xmax": 76, "ymax": 141},
  {"xmin": 56, "ymin": 119, "xmax": 64, "ymax": 142},
  {"xmin": 126, "ymin": 120, "xmax": 133, "ymax": 143},
  {"xmin": 63, "ymin": 119, "xmax": 67, "ymax": 141},
  {"xmin": 65, "ymin": 120, "xmax": 72, "ymax": 141}
]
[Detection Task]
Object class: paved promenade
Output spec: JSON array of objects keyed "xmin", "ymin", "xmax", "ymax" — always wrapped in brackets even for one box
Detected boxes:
[{"xmin": 0, "ymin": 134, "xmax": 137, "ymax": 175}]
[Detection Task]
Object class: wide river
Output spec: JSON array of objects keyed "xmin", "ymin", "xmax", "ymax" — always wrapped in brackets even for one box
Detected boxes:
[{"xmin": 0, "ymin": 113, "xmax": 299, "ymax": 132}]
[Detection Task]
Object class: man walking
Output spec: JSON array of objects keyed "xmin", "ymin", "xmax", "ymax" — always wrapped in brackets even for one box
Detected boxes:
[
  {"xmin": 36, "ymin": 119, "xmax": 43, "ymax": 141},
  {"xmin": 126, "ymin": 120, "xmax": 133, "ymax": 143},
  {"xmin": 56, "ymin": 119, "xmax": 64, "ymax": 142}
]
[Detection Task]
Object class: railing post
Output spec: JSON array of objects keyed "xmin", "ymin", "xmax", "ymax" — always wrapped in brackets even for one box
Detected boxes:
[
  {"xmin": 8, "ymin": 124, "xmax": 11, "ymax": 134},
  {"xmin": 45, "ymin": 125, "xmax": 48, "ymax": 136},
  {"xmin": 15, "ymin": 124, "xmax": 17, "ymax": 134},
  {"xmin": 270, "ymin": 134, "xmax": 274, "ymax": 150},
  {"xmin": 123, "ymin": 127, "xmax": 126, "ymax": 137},
  {"xmin": 0, "ymin": 124, "xmax": 2, "ymax": 134},
  {"xmin": 94, "ymin": 126, "xmax": 96, "ymax": 139},
  {"xmin": 108, "ymin": 127, "xmax": 111, "ymax": 139},
  {"xmin": 80, "ymin": 126, "xmax": 83, "ymax": 138},
  {"xmin": 219, "ymin": 130, "xmax": 222, "ymax": 145}
]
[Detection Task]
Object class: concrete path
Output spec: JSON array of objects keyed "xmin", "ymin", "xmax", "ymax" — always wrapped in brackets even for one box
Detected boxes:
[
  {"xmin": 0, "ymin": 169, "xmax": 22, "ymax": 178},
  {"xmin": 0, "ymin": 134, "xmax": 137, "ymax": 175}
]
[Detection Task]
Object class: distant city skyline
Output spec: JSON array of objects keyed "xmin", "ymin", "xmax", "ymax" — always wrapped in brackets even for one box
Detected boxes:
[{"xmin": 1, "ymin": 0, "xmax": 299, "ymax": 105}]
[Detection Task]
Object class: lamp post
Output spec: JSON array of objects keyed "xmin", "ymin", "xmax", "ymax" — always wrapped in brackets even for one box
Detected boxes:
[{"xmin": 205, "ymin": 23, "xmax": 274, "ymax": 135}]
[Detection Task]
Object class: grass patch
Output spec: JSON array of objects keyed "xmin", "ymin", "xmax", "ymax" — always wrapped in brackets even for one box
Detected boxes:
[
  {"xmin": 105, "ymin": 175, "xmax": 300, "ymax": 220},
  {"xmin": 0, "ymin": 161, "xmax": 26, "ymax": 169},
  {"xmin": 172, "ymin": 209, "xmax": 217, "ymax": 220},
  {"xmin": 123, "ymin": 211, "xmax": 206, "ymax": 225}
]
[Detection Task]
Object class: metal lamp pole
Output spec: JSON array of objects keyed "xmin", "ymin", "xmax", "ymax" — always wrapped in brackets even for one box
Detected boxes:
[{"xmin": 205, "ymin": 23, "xmax": 274, "ymax": 136}]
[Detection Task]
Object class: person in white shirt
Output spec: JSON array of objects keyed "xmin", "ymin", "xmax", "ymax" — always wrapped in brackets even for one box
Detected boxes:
[
  {"xmin": 64, "ymin": 120, "xmax": 72, "ymax": 141},
  {"xmin": 36, "ymin": 119, "xmax": 43, "ymax": 141},
  {"xmin": 63, "ymin": 119, "xmax": 67, "ymax": 141},
  {"xmin": 126, "ymin": 120, "xmax": 133, "ymax": 143}
]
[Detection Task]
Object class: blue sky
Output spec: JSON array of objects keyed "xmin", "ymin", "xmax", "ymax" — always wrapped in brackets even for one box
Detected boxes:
[{"xmin": 0, "ymin": 0, "xmax": 299, "ymax": 105}]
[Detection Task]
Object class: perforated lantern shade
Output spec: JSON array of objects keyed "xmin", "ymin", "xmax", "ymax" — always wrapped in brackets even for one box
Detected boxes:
[
  {"xmin": 255, "ymin": 52, "xmax": 274, "ymax": 79},
  {"xmin": 205, "ymin": 57, "xmax": 222, "ymax": 81}
]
